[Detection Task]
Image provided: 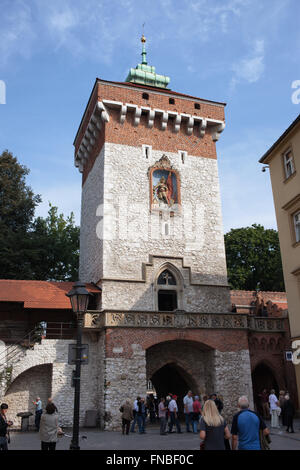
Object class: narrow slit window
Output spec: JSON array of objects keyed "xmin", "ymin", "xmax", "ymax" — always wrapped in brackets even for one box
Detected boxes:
[
  {"xmin": 143, "ymin": 145, "xmax": 152, "ymax": 159},
  {"xmin": 179, "ymin": 150, "xmax": 187, "ymax": 163}
]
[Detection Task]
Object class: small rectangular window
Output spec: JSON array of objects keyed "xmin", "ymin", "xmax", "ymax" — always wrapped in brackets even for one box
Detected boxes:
[
  {"xmin": 169, "ymin": 98, "xmax": 175, "ymax": 105},
  {"xmin": 142, "ymin": 93, "xmax": 149, "ymax": 100},
  {"xmin": 294, "ymin": 211, "xmax": 300, "ymax": 243},
  {"xmin": 283, "ymin": 149, "xmax": 295, "ymax": 179},
  {"xmin": 194, "ymin": 103, "xmax": 200, "ymax": 110}
]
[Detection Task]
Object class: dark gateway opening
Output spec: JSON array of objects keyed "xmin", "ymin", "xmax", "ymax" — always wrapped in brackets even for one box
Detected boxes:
[{"xmin": 151, "ymin": 363, "xmax": 192, "ymax": 418}]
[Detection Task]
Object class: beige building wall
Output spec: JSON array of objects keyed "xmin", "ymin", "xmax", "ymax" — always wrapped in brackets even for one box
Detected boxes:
[{"xmin": 261, "ymin": 117, "xmax": 300, "ymax": 406}]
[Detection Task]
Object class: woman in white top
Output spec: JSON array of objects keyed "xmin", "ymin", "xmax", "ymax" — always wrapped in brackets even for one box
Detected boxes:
[{"xmin": 269, "ymin": 389, "xmax": 280, "ymax": 428}]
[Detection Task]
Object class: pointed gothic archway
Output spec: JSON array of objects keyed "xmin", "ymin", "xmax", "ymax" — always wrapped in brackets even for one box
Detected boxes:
[
  {"xmin": 150, "ymin": 362, "xmax": 197, "ymax": 418},
  {"xmin": 146, "ymin": 339, "xmax": 215, "ymax": 419},
  {"xmin": 252, "ymin": 362, "xmax": 280, "ymax": 414}
]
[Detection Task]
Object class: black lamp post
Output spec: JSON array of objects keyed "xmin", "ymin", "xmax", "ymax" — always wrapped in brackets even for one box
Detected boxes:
[{"xmin": 66, "ymin": 281, "xmax": 90, "ymax": 450}]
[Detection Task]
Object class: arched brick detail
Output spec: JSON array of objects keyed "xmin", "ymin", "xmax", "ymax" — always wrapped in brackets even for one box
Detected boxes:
[
  {"xmin": 143, "ymin": 332, "xmax": 214, "ymax": 352},
  {"xmin": 105, "ymin": 327, "xmax": 249, "ymax": 358},
  {"xmin": 251, "ymin": 359, "xmax": 282, "ymax": 389},
  {"xmin": 146, "ymin": 340, "xmax": 215, "ymax": 398}
]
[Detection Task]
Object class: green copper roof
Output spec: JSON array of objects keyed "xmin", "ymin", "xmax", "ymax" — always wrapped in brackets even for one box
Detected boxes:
[{"xmin": 126, "ymin": 36, "xmax": 170, "ymax": 89}]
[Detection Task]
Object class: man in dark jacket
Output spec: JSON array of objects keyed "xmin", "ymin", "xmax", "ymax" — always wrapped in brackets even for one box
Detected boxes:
[
  {"xmin": 137, "ymin": 398, "xmax": 147, "ymax": 434},
  {"xmin": 282, "ymin": 394, "xmax": 295, "ymax": 433},
  {"xmin": 0, "ymin": 404, "xmax": 13, "ymax": 451},
  {"xmin": 210, "ymin": 393, "xmax": 223, "ymax": 413}
]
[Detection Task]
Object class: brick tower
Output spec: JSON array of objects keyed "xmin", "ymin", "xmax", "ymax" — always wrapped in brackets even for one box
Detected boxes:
[{"xmin": 74, "ymin": 37, "xmax": 253, "ymax": 429}]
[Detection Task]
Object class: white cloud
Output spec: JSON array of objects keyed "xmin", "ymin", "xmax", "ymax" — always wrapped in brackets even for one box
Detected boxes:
[
  {"xmin": 230, "ymin": 39, "xmax": 265, "ymax": 91},
  {"xmin": 0, "ymin": 0, "xmax": 35, "ymax": 66}
]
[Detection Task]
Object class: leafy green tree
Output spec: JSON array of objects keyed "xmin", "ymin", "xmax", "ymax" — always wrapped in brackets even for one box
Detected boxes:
[
  {"xmin": 0, "ymin": 150, "xmax": 41, "ymax": 278},
  {"xmin": 0, "ymin": 150, "xmax": 79, "ymax": 281},
  {"xmin": 31, "ymin": 204, "xmax": 79, "ymax": 281},
  {"xmin": 224, "ymin": 224, "xmax": 285, "ymax": 291}
]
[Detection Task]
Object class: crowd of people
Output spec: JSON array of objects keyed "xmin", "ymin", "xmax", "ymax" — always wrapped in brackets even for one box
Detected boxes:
[
  {"xmin": 120, "ymin": 392, "xmax": 223, "ymax": 436},
  {"xmin": 119, "ymin": 391, "xmax": 275, "ymax": 450},
  {"xmin": 0, "ymin": 387, "xmax": 297, "ymax": 451},
  {"xmin": 257, "ymin": 388, "xmax": 295, "ymax": 433}
]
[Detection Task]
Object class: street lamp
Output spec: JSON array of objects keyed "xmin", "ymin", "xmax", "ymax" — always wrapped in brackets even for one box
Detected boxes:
[{"xmin": 66, "ymin": 281, "xmax": 90, "ymax": 450}]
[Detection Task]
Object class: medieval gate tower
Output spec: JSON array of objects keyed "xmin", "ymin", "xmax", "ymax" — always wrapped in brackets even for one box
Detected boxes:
[{"xmin": 74, "ymin": 37, "xmax": 254, "ymax": 429}]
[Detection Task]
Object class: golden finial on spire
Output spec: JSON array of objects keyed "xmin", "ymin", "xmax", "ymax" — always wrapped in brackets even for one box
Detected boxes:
[{"xmin": 141, "ymin": 22, "xmax": 146, "ymax": 43}]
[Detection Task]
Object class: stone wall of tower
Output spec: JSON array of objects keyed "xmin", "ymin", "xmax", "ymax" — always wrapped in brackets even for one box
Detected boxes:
[
  {"xmin": 79, "ymin": 140, "xmax": 231, "ymax": 312},
  {"xmin": 79, "ymin": 145, "xmax": 105, "ymax": 283}
]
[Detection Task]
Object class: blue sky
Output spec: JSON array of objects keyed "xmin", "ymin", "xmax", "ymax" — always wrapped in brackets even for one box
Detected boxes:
[{"xmin": 0, "ymin": 0, "xmax": 300, "ymax": 233}]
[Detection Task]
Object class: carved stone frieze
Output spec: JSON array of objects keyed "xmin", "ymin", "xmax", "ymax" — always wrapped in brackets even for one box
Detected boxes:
[{"xmin": 86, "ymin": 310, "xmax": 286, "ymax": 333}]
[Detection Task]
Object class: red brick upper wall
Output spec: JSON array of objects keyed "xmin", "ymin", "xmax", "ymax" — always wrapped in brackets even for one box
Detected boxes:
[
  {"xmin": 74, "ymin": 79, "xmax": 226, "ymax": 185},
  {"xmin": 96, "ymin": 80, "xmax": 225, "ymax": 120}
]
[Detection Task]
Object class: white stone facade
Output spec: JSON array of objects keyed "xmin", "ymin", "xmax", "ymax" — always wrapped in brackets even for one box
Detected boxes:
[{"xmin": 79, "ymin": 143, "xmax": 231, "ymax": 312}]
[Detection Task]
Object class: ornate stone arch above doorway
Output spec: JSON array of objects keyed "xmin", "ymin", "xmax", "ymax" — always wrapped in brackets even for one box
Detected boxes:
[{"xmin": 153, "ymin": 263, "xmax": 184, "ymax": 311}]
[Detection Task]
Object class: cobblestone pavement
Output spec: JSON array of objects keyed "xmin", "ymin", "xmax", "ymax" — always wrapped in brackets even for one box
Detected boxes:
[{"xmin": 7, "ymin": 420, "xmax": 300, "ymax": 451}]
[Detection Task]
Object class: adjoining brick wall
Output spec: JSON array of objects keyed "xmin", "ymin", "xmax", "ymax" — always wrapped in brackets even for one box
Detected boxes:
[
  {"xmin": 249, "ymin": 331, "xmax": 299, "ymax": 409},
  {"xmin": 230, "ymin": 290, "xmax": 288, "ymax": 316}
]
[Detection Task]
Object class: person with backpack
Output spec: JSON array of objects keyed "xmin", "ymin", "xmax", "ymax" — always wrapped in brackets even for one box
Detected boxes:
[{"xmin": 231, "ymin": 396, "xmax": 270, "ymax": 450}]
